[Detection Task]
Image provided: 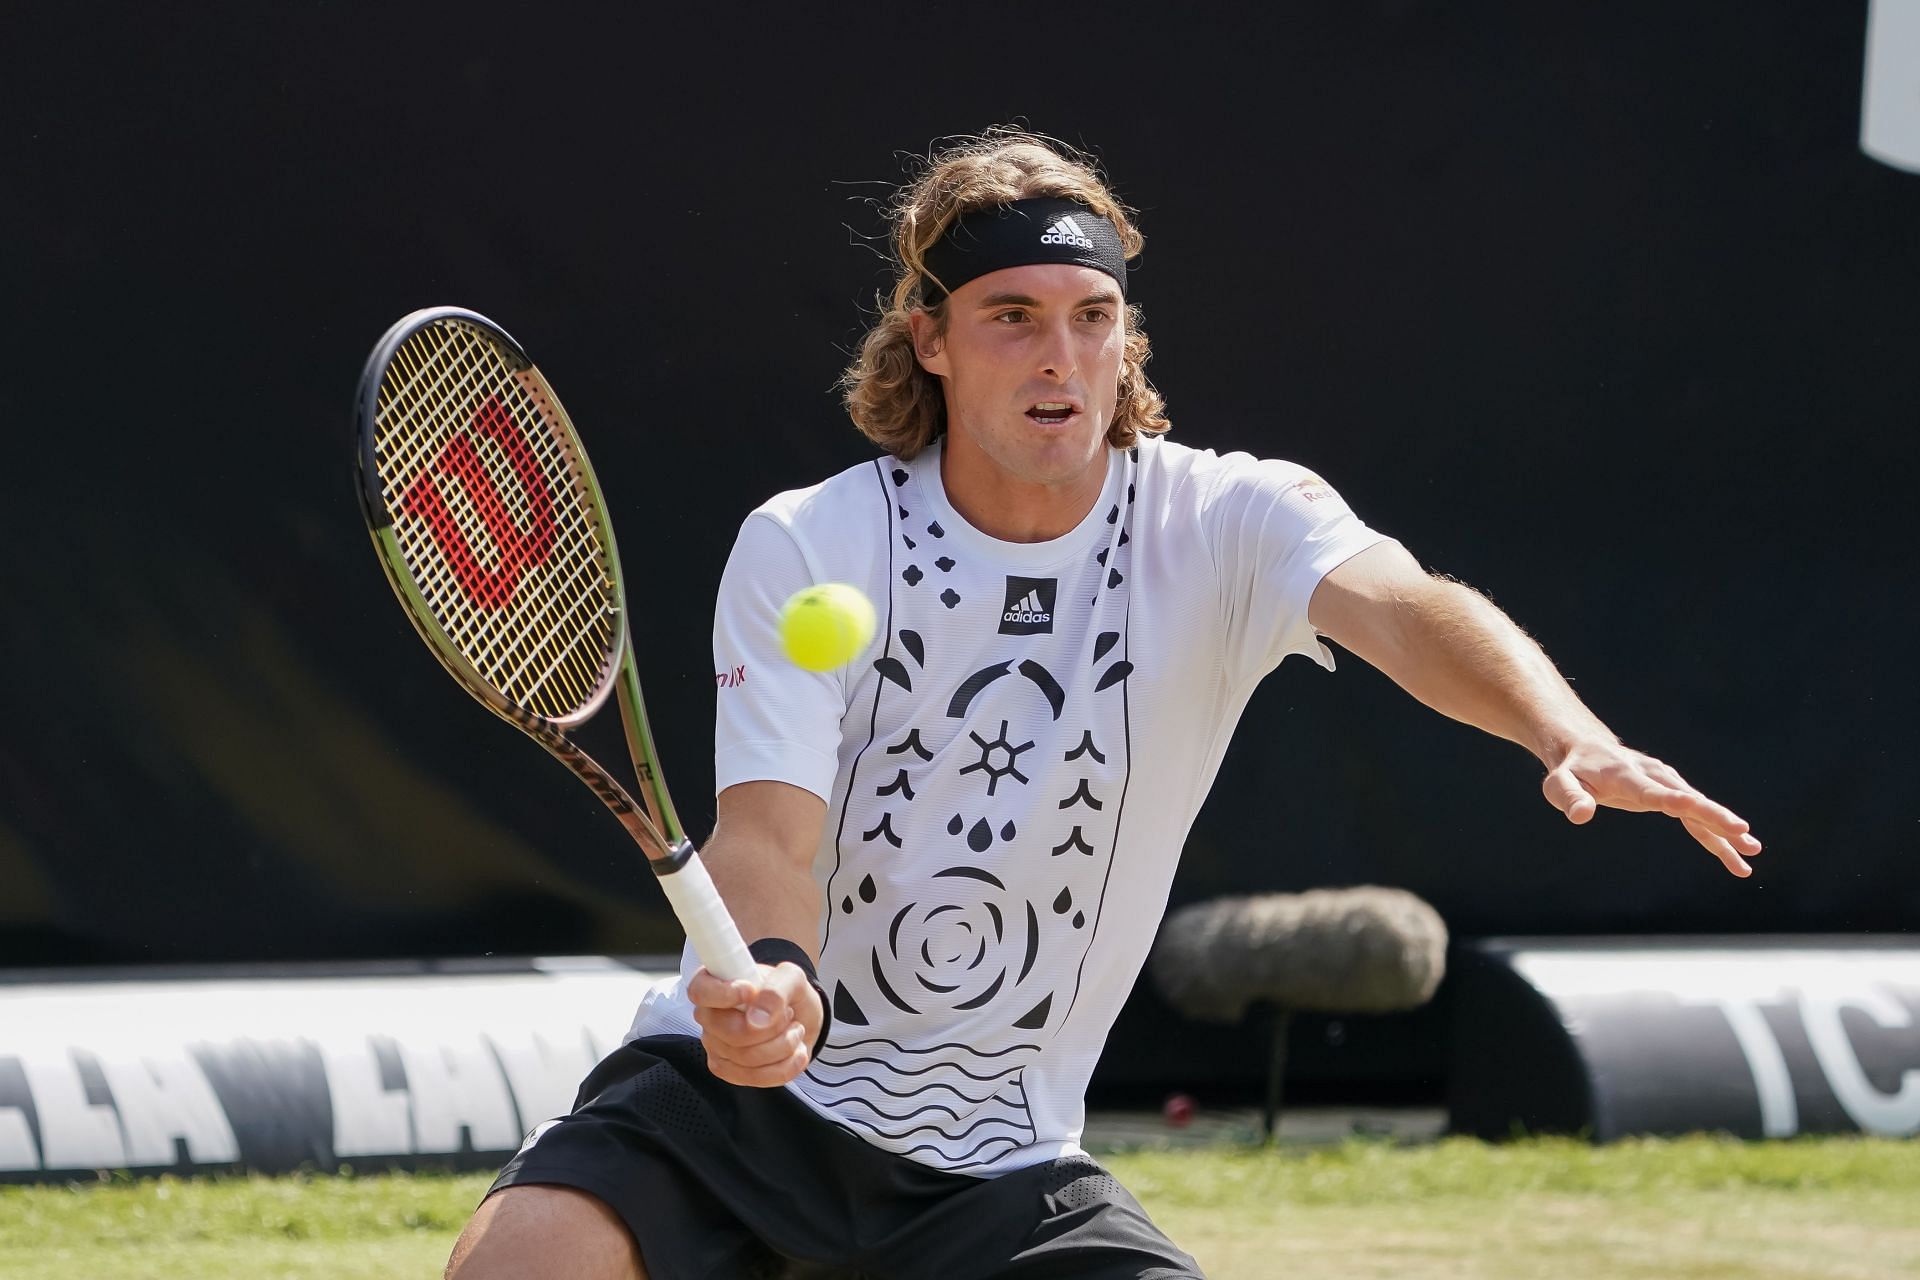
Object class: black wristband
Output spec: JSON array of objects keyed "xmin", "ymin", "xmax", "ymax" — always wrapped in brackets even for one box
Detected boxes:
[{"xmin": 748, "ymin": 938, "xmax": 831, "ymax": 1059}]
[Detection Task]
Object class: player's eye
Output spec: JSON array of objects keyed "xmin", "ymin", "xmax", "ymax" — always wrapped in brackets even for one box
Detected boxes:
[
  {"xmin": 1079, "ymin": 308, "xmax": 1111, "ymax": 324},
  {"xmin": 992, "ymin": 310, "xmax": 1030, "ymax": 324}
]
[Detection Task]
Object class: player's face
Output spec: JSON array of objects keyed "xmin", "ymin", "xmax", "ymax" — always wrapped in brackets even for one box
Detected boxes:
[{"xmin": 915, "ymin": 263, "xmax": 1124, "ymax": 510}]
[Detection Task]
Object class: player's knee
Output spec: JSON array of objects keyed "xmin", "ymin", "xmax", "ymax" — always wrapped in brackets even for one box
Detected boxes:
[{"xmin": 446, "ymin": 1184, "xmax": 647, "ymax": 1280}]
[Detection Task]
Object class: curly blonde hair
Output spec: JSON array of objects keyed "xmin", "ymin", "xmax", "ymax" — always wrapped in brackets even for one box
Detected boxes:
[{"xmin": 839, "ymin": 129, "xmax": 1170, "ymax": 459}]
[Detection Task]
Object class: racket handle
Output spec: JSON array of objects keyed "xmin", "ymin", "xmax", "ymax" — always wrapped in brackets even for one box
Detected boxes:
[{"xmin": 653, "ymin": 842, "xmax": 757, "ymax": 982}]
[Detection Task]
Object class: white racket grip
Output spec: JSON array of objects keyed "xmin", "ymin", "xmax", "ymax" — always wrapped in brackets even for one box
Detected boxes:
[{"xmin": 655, "ymin": 850, "xmax": 756, "ymax": 981}]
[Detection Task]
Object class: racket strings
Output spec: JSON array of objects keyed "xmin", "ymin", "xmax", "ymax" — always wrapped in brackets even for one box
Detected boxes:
[
  {"xmin": 386, "ymin": 348, "xmax": 609, "ymax": 716},
  {"xmin": 382, "ymin": 342, "xmax": 597, "ymax": 711},
  {"xmin": 372, "ymin": 319, "xmax": 618, "ymax": 719},
  {"xmin": 388, "ymin": 330, "xmax": 612, "ymax": 714}
]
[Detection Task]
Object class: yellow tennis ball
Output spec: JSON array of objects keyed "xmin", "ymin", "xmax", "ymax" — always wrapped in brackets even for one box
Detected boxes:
[{"xmin": 779, "ymin": 583, "xmax": 877, "ymax": 671}]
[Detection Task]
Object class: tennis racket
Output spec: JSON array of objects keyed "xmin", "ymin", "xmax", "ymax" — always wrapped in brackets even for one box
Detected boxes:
[{"xmin": 355, "ymin": 306, "xmax": 755, "ymax": 981}]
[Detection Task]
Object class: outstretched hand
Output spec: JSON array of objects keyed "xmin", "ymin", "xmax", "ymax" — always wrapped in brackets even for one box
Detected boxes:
[
  {"xmin": 1541, "ymin": 740, "xmax": 1763, "ymax": 876},
  {"xmin": 688, "ymin": 962, "xmax": 824, "ymax": 1087}
]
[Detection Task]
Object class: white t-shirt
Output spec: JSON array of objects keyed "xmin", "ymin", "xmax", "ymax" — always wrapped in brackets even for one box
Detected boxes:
[{"xmin": 627, "ymin": 434, "xmax": 1391, "ymax": 1175}]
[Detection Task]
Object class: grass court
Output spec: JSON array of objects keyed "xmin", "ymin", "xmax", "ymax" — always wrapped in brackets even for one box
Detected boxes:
[{"xmin": 3, "ymin": 1134, "xmax": 1915, "ymax": 1278}]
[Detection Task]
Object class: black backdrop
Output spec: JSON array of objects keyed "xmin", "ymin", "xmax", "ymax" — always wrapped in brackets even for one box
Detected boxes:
[{"xmin": 5, "ymin": 3, "xmax": 1915, "ymax": 1089}]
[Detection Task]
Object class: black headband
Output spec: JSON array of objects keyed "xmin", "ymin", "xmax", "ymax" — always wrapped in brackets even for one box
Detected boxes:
[{"xmin": 919, "ymin": 197, "xmax": 1129, "ymax": 303}]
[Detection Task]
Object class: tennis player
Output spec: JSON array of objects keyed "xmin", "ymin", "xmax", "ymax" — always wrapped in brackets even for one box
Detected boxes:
[{"xmin": 447, "ymin": 129, "xmax": 1760, "ymax": 1279}]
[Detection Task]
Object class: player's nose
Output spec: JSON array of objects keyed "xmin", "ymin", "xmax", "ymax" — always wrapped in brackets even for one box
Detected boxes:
[{"xmin": 1035, "ymin": 319, "xmax": 1076, "ymax": 380}]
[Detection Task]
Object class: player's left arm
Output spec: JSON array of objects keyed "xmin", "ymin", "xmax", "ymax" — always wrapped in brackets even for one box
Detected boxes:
[{"xmin": 1307, "ymin": 540, "xmax": 1762, "ymax": 876}]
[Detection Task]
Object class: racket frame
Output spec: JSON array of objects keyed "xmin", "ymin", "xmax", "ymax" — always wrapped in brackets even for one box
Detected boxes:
[{"xmin": 355, "ymin": 307, "xmax": 751, "ymax": 979}]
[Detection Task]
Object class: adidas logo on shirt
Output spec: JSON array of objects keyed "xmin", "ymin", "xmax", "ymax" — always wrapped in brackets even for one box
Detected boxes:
[
  {"xmin": 1000, "ymin": 576, "xmax": 1057, "ymax": 634},
  {"xmin": 1039, "ymin": 215, "xmax": 1095, "ymax": 250},
  {"xmin": 1008, "ymin": 590, "xmax": 1048, "ymax": 620}
]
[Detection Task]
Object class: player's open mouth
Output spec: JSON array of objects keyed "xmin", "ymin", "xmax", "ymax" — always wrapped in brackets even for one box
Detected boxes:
[{"xmin": 1026, "ymin": 401, "xmax": 1080, "ymax": 426}]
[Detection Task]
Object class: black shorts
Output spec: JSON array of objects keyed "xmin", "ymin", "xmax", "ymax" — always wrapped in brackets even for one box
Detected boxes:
[{"xmin": 489, "ymin": 1035, "xmax": 1203, "ymax": 1280}]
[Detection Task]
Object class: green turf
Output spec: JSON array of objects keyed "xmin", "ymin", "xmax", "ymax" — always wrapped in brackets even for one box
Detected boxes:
[
  {"xmin": 1, "ymin": 1135, "xmax": 1915, "ymax": 1279},
  {"xmin": 1119, "ymin": 1136, "xmax": 1920, "ymax": 1280}
]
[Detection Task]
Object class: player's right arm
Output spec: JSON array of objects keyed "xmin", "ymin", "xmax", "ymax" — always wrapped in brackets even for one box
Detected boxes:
[
  {"xmin": 687, "ymin": 780, "xmax": 829, "ymax": 1086},
  {"xmin": 694, "ymin": 503, "xmax": 859, "ymax": 1086}
]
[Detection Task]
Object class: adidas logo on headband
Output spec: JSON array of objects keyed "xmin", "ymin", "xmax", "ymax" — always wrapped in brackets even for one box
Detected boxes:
[{"xmin": 1039, "ymin": 215, "xmax": 1096, "ymax": 250}]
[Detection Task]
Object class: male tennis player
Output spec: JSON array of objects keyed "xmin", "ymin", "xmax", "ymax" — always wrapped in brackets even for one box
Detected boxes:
[{"xmin": 448, "ymin": 130, "xmax": 1761, "ymax": 1279}]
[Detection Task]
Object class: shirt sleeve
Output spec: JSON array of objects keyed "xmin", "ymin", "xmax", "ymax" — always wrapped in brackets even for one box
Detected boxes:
[
  {"xmin": 1199, "ymin": 454, "xmax": 1395, "ymax": 687},
  {"xmin": 711, "ymin": 512, "xmax": 848, "ymax": 802}
]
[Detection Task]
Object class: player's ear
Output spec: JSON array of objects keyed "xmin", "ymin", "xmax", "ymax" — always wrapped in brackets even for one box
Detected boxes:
[{"xmin": 908, "ymin": 308, "xmax": 949, "ymax": 377}]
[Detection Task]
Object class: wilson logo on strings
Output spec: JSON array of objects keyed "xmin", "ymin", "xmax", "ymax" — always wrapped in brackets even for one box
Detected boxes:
[{"xmin": 398, "ymin": 395, "xmax": 557, "ymax": 609}]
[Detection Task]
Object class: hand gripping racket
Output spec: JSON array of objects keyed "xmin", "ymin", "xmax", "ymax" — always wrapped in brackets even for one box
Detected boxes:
[{"xmin": 355, "ymin": 306, "xmax": 754, "ymax": 981}]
